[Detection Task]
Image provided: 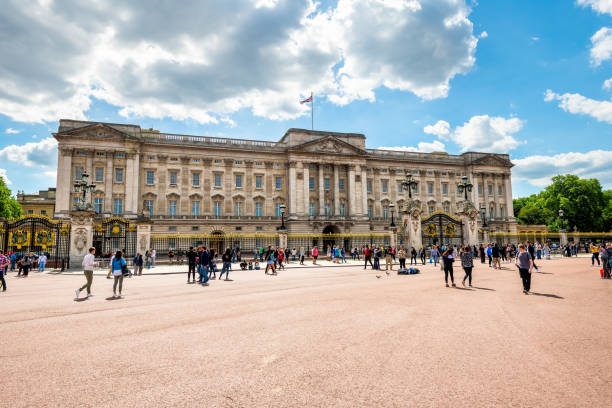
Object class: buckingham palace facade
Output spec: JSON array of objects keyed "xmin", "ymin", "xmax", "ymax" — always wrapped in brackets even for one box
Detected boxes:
[{"xmin": 53, "ymin": 119, "xmax": 518, "ymax": 239}]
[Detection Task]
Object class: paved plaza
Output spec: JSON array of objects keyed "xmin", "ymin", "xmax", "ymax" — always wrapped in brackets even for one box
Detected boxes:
[{"xmin": 2, "ymin": 257, "xmax": 612, "ymax": 407}]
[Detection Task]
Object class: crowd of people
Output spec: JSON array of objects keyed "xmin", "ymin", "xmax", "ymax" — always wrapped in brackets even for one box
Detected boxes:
[{"xmin": 2, "ymin": 239, "xmax": 610, "ymax": 298}]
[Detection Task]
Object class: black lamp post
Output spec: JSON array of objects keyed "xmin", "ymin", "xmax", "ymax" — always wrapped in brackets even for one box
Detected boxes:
[
  {"xmin": 457, "ymin": 175, "xmax": 473, "ymax": 201},
  {"xmin": 558, "ymin": 209, "xmax": 564, "ymax": 230},
  {"xmin": 401, "ymin": 172, "xmax": 419, "ymax": 199},
  {"xmin": 73, "ymin": 170, "xmax": 96, "ymax": 211},
  {"xmin": 278, "ymin": 204, "xmax": 287, "ymax": 231},
  {"xmin": 389, "ymin": 203, "xmax": 396, "ymax": 228},
  {"xmin": 480, "ymin": 205, "xmax": 488, "ymax": 228}
]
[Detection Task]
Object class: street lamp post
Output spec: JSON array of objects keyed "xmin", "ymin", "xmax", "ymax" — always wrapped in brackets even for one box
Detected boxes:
[
  {"xmin": 389, "ymin": 203, "xmax": 396, "ymax": 229},
  {"xmin": 457, "ymin": 175, "xmax": 473, "ymax": 201},
  {"xmin": 73, "ymin": 170, "xmax": 96, "ymax": 211},
  {"xmin": 558, "ymin": 209, "xmax": 564, "ymax": 230},
  {"xmin": 480, "ymin": 205, "xmax": 488, "ymax": 228},
  {"xmin": 401, "ymin": 172, "xmax": 419, "ymax": 199},
  {"xmin": 278, "ymin": 204, "xmax": 287, "ymax": 231}
]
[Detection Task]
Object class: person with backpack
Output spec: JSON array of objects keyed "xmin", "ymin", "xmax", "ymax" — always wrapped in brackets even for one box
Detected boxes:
[
  {"xmin": 110, "ymin": 251, "xmax": 127, "ymax": 298},
  {"xmin": 265, "ymin": 246, "xmax": 277, "ymax": 275},
  {"xmin": 198, "ymin": 246, "xmax": 210, "ymax": 286},
  {"xmin": 133, "ymin": 253, "xmax": 143, "ymax": 276}
]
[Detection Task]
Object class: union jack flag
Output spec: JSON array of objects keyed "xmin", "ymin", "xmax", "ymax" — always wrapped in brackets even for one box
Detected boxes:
[{"xmin": 300, "ymin": 96, "xmax": 312, "ymax": 104}]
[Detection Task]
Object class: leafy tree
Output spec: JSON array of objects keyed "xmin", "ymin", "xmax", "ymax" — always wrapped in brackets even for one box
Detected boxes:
[
  {"xmin": 514, "ymin": 174, "xmax": 611, "ymax": 232},
  {"xmin": 0, "ymin": 177, "xmax": 22, "ymax": 219}
]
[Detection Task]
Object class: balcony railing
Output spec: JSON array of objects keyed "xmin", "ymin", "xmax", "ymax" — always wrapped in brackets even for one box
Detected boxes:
[{"xmin": 142, "ymin": 132, "xmax": 283, "ymax": 150}]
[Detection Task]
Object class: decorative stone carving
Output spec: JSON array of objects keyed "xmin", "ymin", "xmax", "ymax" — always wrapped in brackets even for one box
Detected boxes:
[{"xmin": 69, "ymin": 210, "xmax": 95, "ymax": 269}]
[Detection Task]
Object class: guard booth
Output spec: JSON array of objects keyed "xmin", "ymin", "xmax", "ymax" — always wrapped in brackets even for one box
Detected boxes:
[{"xmin": 0, "ymin": 215, "xmax": 71, "ymax": 270}]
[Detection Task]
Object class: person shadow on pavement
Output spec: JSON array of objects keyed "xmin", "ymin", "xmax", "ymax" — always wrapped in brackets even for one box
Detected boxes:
[{"xmin": 529, "ymin": 292, "xmax": 564, "ymax": 299}]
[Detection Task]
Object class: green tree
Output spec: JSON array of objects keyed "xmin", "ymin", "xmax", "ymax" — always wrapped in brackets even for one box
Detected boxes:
[
  {"xmin": 513, "ymin": 174, "xmax": 611, "ymax": 232},
  {"xmin": 0, "ymin": 177, "xmax": 22, "ymax": 219}
]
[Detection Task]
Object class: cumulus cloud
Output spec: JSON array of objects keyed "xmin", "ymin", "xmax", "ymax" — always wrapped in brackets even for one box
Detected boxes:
[
  {"xmin": 423, "ymin": 115, "xmax": 524, "ymax": 153},
  {"xmin": 577, "ymin": 0, "xmax": 612, "ymax": 15},
  {"xmin": 0, "ymin": 137, "xmax": 58, "ymax": 168},
  {"xmin": 590, "ymin": 27, "xmax": 612, "ymax": 66},
  {"xmin": 545, "ymin": 89, "xmax": 612, "ymax": 123},
  {"xmin": 0, "ymin": 168, "xmax": 11, "ymax": 185},
  {"xmin": 603, "ymin": 77, "xmax": 612, "ymax": 89},
  {"xmin": 5, "ymin": 128, "xmax": 20, "ymax": 134},
  {"xmin": 513, "ymin": 150, "xmax": 612, "ymax": 188},
  {"xmin": 378, "ymin": 140, "xmax": 446, "ymax": 153},
  {"xmin": 0, "ymin": 0, "xmax": 479, "ymax": 123},
  {"xmin": 479, "ymin": 31, "xmax": 488, "ymax": 38},
  {"xmin": 424, "ymin": 120, "xmax": 451, "ymax": 137}
]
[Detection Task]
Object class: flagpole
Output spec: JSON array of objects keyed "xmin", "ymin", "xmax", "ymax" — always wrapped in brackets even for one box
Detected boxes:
[{"xmin": 311, "ymin": 91, "xmax": 314, "ymax": 131}]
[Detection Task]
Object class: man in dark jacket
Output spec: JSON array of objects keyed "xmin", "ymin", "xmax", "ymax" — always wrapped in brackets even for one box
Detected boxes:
[{"xmin": 186, "ymin": 246, "xmax": 197, "ymax": 283}]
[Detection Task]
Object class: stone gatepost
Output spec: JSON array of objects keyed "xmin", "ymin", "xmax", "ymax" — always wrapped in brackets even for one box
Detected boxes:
[
  {"xmin": 389, "ymin": 228, "xmax": 397, "ymax": 250},
  {"xmin": 137, "ymin": 223, "xmax": 152, "ymax": 255},
  {"xmin": 482, "ymin": 228, "xmax": 490, "ymax": 244},
  {"xmin": 457, "ymin": 201, "xmax": 480, "ymax": 246},
  {"xmin": 278, "ymin": 230, "xmax": 288, "ymax": 249},
  {"xmin": 559, "ymin": 229, "xmax": 568, "ymax": 246},
  {"xmin": 401, "ymin": 199, "xmax": 423, "ymax": 250},
  {"xmin": 69, "ymin": 210, "xmax": 95, "ymax": 269}
]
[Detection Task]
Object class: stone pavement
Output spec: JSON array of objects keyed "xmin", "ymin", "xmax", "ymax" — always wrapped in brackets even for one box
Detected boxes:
[{"xmin": 1, "ymin": 257, "xmax": 611, "ymax": 407}]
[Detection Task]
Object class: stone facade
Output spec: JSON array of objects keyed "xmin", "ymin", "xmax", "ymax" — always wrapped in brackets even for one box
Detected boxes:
[
  {"xmin": 53, "ymin": 120, "xmax": 517, "ymax": 238},
  {"xmin": 16, "ymin": 188, "xmax": 56, "ymax": 217}
]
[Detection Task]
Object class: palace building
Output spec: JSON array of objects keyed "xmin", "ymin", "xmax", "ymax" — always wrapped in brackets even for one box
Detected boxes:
[{"xmin": 53, "ymin": 119, "xmax": 517, "ymax": 254}]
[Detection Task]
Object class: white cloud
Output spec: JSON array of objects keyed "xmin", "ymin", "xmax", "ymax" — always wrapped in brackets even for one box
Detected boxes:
[
  {"xmin": 603, "ymin": 78, "xmax": 612, "ymax": 89},
  {"xmin": 531, "ymin": 36, "xmax": 540, "ymax": 41},
  {"xmin": 424, "ymin": 120, "xmax": 451, "ymax": 138},
  {"xmin": 590, "ymin": 27, "xmax": 612, "ymax": 66},
  {"xmin": 0, "ymin": 0, "xmax": 479, "ymax": 123},
  {"xmin": 378, "ymin": 140, "xmax": 446, "ymax": 153},
  {"xmin": 0, "ymin": 168, "xmax": 11, "ymax": 185},
  {"xmin": 479, "ymin": 31, "xmax": 488, "ymax": 38},
  {"xmin": 577, "ymin": 0, "xmax": 612, "ymax": 16},
  {"xmin": 545, "ymin": 89, "xmax": 612, "ymax": 123},
  {"xmin": 513, "ymin": 150, "xmax": 612, "ymax": 188},
  {"xmin": 0, "ymin": 137, "xmax": 58, "ymax": 168},
  {"xmin": 424, "ymin": 115, "xmax": 524, "ymax": 153},
  {"xmin": 5, "ymin": 128, "xmax": 20, "ymax": 134}
]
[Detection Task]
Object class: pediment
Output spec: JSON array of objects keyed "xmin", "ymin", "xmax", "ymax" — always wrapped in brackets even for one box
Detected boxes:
[
  {"xmin": 56, "ymin": 123, "xmax": 139, "ymax": 141},
  {"xmin": 288, "ymin": 135, "xmax": 366, "ymax": 155},
  {"xmin": 471, "ymin": 154, "xmax": 513, "ymax": 167}
]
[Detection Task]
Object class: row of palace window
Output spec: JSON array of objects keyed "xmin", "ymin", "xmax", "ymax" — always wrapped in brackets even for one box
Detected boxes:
[
  {"xmin": 90, "ymin": 198, "xmax": 285, "ymax": 217},
  {"xmin": 78, "ymin": 166, "xmax": 504, "ymax": 198},
  {"xmin": 364, "ymin": 180, "xmax": 504, "ymax": 196}
]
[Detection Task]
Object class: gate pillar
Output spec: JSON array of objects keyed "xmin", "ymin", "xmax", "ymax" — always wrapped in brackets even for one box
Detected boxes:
[
  {"xmin": 401, "ymin": 199, "xmax": 422, "ymax": 251},
  {"xmin": 389, "ymin": 228, "xmax": 397, "ymax": 250},
  {"xmin": 69, "ymin": 210, "xmax": 95, "ymax": 269},
  {"xmin": 137, "ymin": 223, "xmax": 152, "ymax": 255},
  {"xmin": 278, "ymin": 231, "xmax": 288, "ymax": 249},
  {"xmin": 457, "ymin": 200, "xmax": 480, "ymax": 246}
]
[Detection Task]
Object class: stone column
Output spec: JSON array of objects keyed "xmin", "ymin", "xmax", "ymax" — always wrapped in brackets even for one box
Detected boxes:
[
  {"xmin": 361, "ymin": 166, "xmax": 368, "ymax": 217},
  {"xmin": 560, "ymin": 229, "xmax": 568, "ymax": 246},
  {"xmin": 224, "ymin": 159, "xmax": 233, "ymax": 215},
  {"xmin": 180, "ymin": 157, "xmax": 190, "ymax": 216},
  {"xmin": 69, "ymin": 210, "xmax": 95, "ymax": 269},
  {"xmin": 137, "ymin": 223, "xmax": 152, "ymax": 254},
  {"xmin": 504, "ymin": 173, "xmax": 514, "ymax": 219},
  {"xmin": 104, "ymin": 151, "xmax": 114, "ymax": 214},
  {"xmin": 333, "ymin": 164, "xmax": 340, "ymax": 216},
  {"xmin": 55, "ymin": 147, "xmax": 73, "ymax": 217},
  {"xmin": 85, "ymin": 150, "xmax": 93, "ymax": 179},
  {"xmin": 402, "ymin": 210, "xmax": 422, "ymax": 251},
  {"xmin": 318, "ymin": 163, "xmax": 325, "ymax": 216},
  {"xmin": 125, "ymin": 153, "xmax": 137, "ymax": 215},
  {"xmin": 461, "ymin": 213, "xmax": 479, "ymax": 246},
  {"xmin": 289, "ymin": 161, "xmax": 297, "ymax": 215},
  {"xmin": 348, "ymin": 165, "xmax": 356, "ymax": 217},
  {"xmin": 302, "ymin": 163, "xmax": 310, "ymax": 216}
]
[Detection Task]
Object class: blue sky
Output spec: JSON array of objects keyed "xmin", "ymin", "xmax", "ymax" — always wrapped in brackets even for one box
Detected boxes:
[{"xmin": 1, "ymin": 0, "xmax": 611, "ymax": 198}]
